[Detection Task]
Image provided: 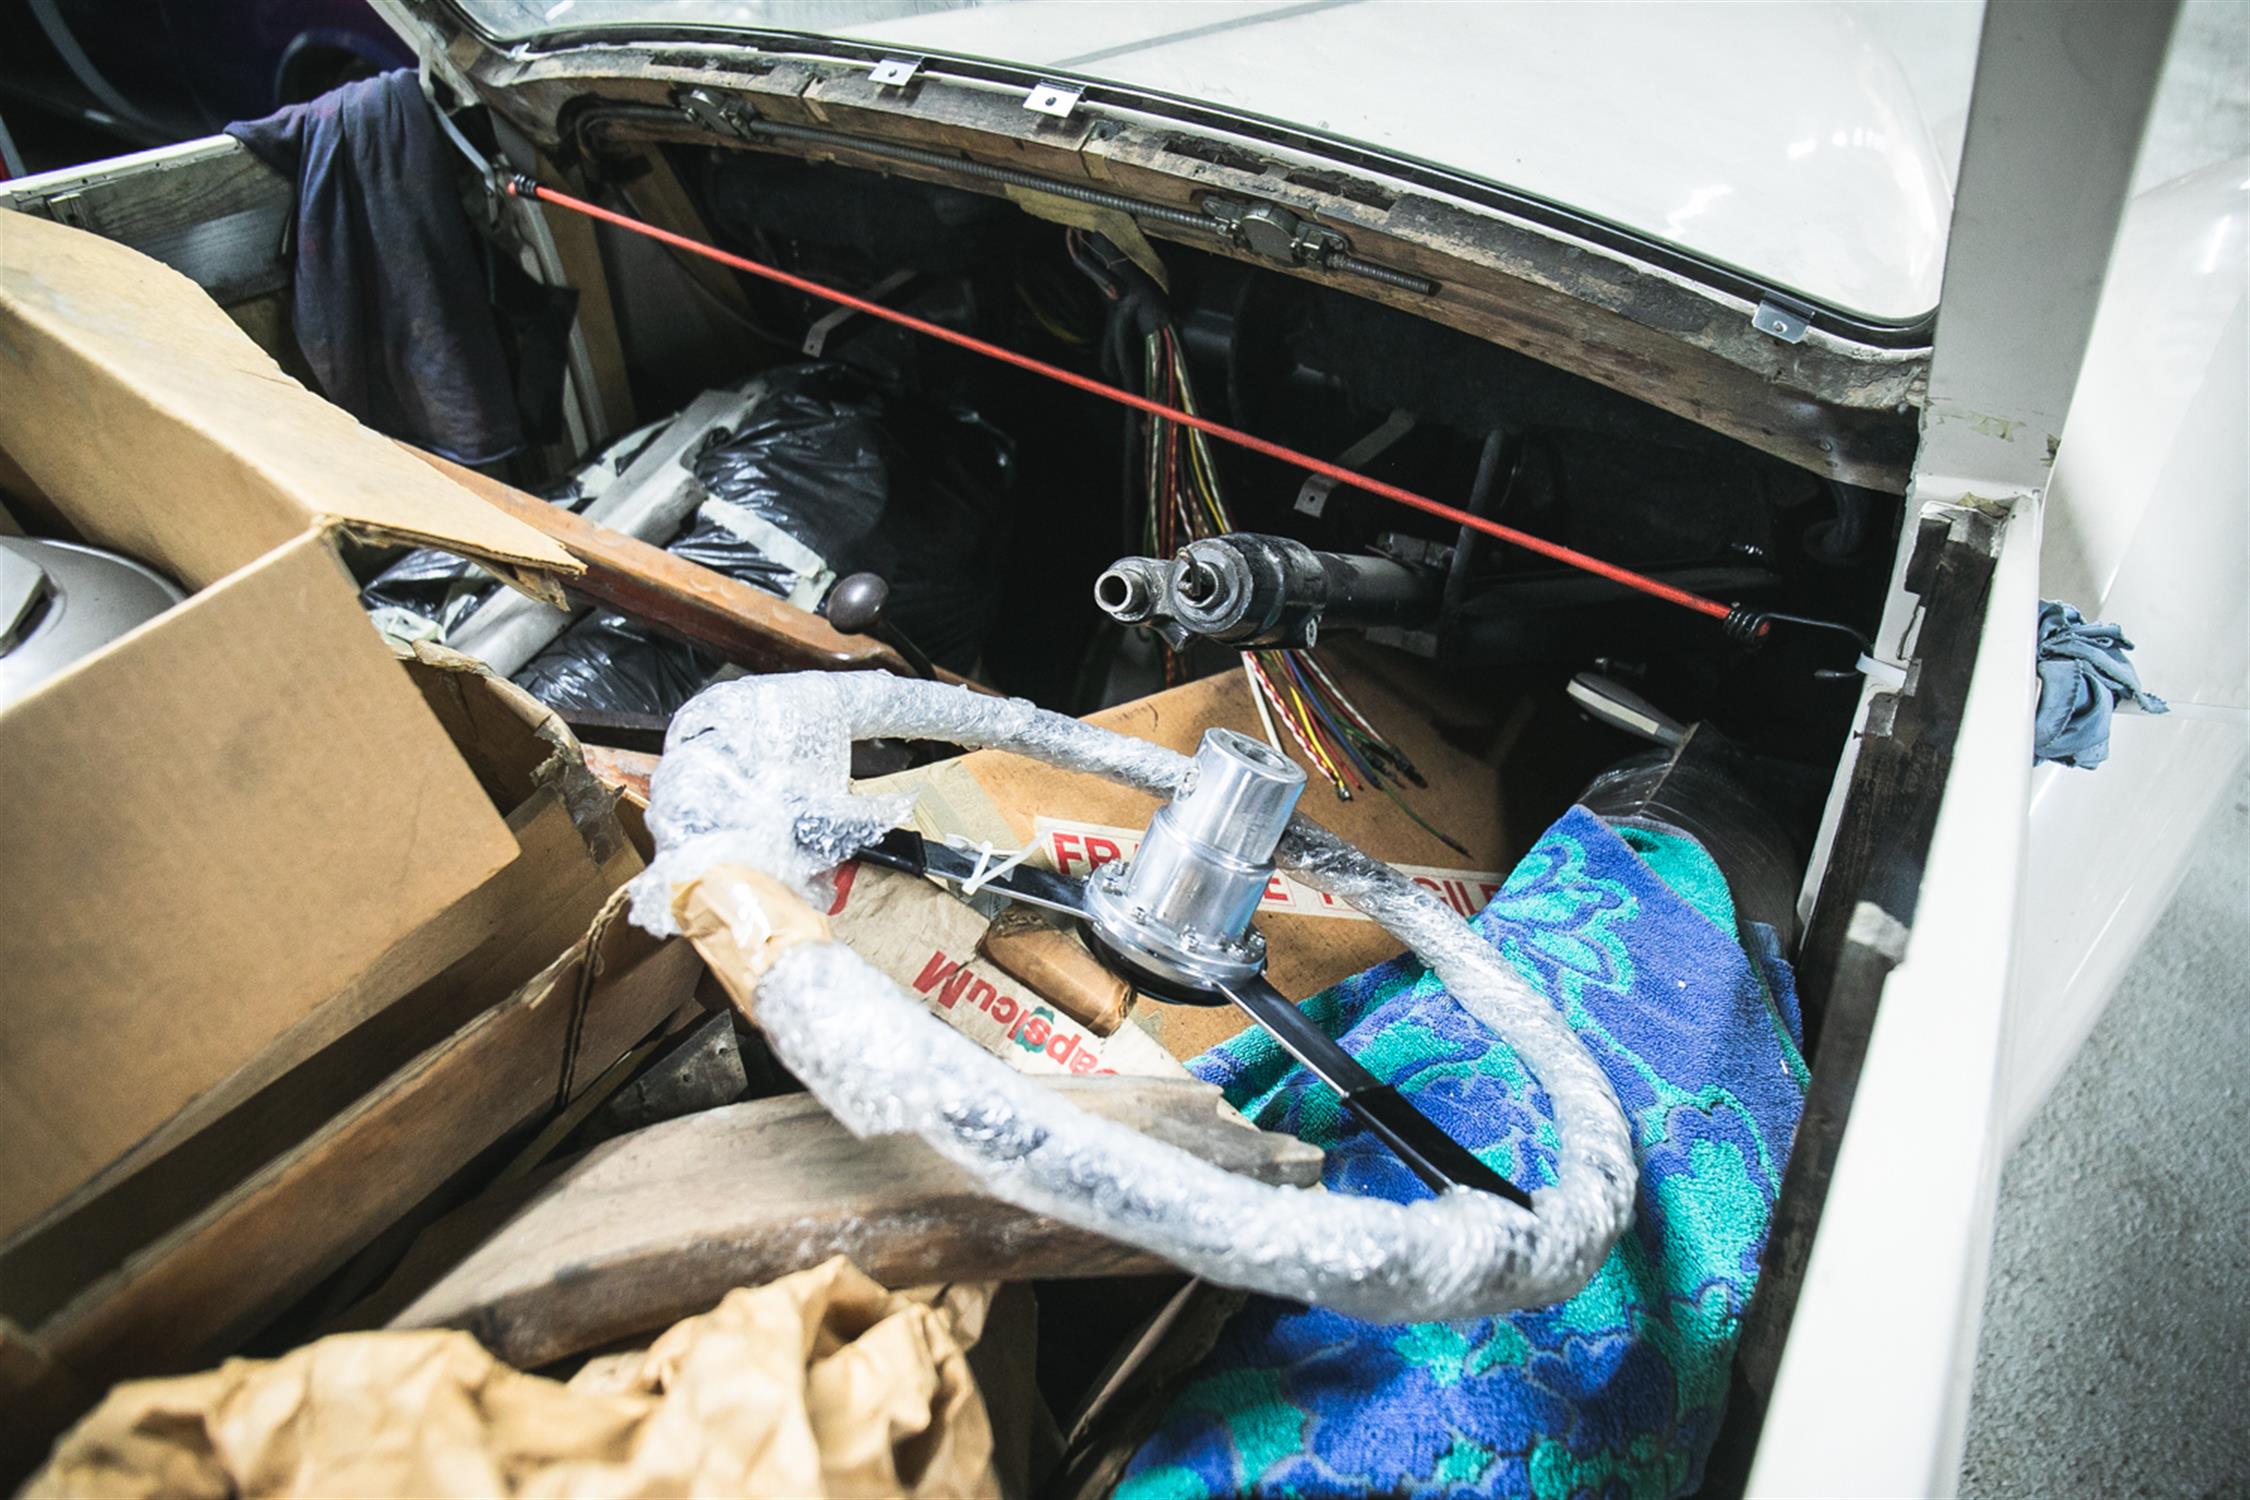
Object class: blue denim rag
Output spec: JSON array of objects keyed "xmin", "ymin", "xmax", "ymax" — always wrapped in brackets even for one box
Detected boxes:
[
  {"xmin": 228, "ymin": 71, "xmax": 524, "ymax": 465},
  {"xmin": 2034, "ymin": 600, "xmax": 2167, "ymax": 769}
]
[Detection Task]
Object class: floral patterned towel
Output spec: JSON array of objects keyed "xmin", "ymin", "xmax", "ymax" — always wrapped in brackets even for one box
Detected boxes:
[{"xmin": 1118, "ymin": 805, "xmax": 1808, "ymax": 1499}]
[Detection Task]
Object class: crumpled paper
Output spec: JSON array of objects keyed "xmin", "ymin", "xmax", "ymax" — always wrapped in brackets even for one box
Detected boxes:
[{"xmin": 25, "ymin": 1258, "xmax": 996, "ymax": 1499}]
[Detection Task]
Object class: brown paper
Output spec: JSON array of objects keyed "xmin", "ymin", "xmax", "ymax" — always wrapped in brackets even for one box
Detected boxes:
[
  {"xmin": 825, "ymin": 862, "xmax": 1185, "ymax": 1081},
  {"xmin": 26, "ymin": 1258, "xmax": 998, "ymax": 1499},
  {"xmin": 977, "ymin": 910, "xmax": 1132, "ymax": 1036},
  {"xmin": 672, "ymin": 865, "xmax": 837, "ymax": 1021}
]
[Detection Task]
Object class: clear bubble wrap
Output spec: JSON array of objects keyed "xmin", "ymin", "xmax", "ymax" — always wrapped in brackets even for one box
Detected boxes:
[{"xmin": 628, "ymin": 673, "xmax": 1634, "ymax": 1321}]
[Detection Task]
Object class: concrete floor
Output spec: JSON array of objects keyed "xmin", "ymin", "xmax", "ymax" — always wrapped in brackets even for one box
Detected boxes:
[{"xmin": 1958, "ymin": 771, "xmax": 2250, "ymax": 1498}]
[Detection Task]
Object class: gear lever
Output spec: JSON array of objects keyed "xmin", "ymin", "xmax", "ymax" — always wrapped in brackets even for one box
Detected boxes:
[{"xmin": 824, "ymin": 572, "xmax": 939, "ymax": 680}]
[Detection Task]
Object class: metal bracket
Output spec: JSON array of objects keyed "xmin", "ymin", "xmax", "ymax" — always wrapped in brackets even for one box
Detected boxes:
[
  {"xmin": 1295, "ymin": 409, "xmax": 1416, "ymax": 516},
  {"xmin": 1200, "ymin": 194, "xmax": 1350, "ymax": 272},
  {"xmin": 678, "ymin": 86, "xmax": 758, "ymax": 142},
  {"xmin": 802, "ymin": 268, "xmax": 915, "ymax": 356},
  {"xmin": 868, "ymin": 56, "xmax": 921, "ymax": 87},
  {"xmin": 1024, "ymin": 80, "xmax": 1083, "ymax": 118},
  {"xmin": 416, "ymin": 52, "xmax": 506, "ymax": 228},
  {"xmin": 1752, "ymin": 295, "xmax": 1816, "ymax": 344}
]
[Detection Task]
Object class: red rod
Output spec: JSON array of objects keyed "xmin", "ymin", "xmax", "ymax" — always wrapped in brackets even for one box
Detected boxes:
[{"xmin": 513, "ymin": 179, "xmax": 1738, "ymax": 624}]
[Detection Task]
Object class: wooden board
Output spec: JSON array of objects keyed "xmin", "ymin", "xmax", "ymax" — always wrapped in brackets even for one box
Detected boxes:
[
  {"xmin": 612, "ymin": 144, "xmax": 763, "ymax": 324},
  {"xmin": 0, "ymin": 136, "xmax": 292, "ymax": 305},
  {"xmin": 537, "ymin": 149, "xmax": 637, "ymax": 436},
  {"xmin": 371, "ymin": 1078, "xmax": 1322, "ymax": 1368},
  {"xmin": 405, "ymin": 444, "xmax": 915, "ymax": 674}
]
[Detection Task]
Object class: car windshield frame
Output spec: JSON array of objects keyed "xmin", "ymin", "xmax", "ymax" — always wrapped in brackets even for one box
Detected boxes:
[{"xmin": 430, "ymin": 2, "xmax": 1941, "ymax": 347}]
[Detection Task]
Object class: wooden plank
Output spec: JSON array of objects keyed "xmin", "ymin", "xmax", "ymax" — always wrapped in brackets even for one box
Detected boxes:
[
  {"xmin": 612, "ymin": 145, "xmax": 762, "ymax": 323},
  {"xmin": 405, "ymin": 444, "xmax": 909, "ymax": 674},
  {"xmin": 801, "ymin": 71, "xmax": 1097, "ymax": 172},
  {"xmin": 23, "ymin": 901, "xmax": 703, "ymax": 1396},
  {"xmin": 371, "ymin": 1078, "xmax": 1322, "ymax": 1368},
  {"xmin": 539, "ymin": 161, "xmax": 638, "ymax": 433},
  {"xmin": 1, "ymin": 136, "xmax": 292, "ymax": 305}
]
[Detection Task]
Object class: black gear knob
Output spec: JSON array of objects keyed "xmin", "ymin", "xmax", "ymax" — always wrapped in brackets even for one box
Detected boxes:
[
  {"xmin": 825, "ymin": 572, "xmax": 891, "ymax": 635},
  {"xmin": 824, "ymin": 572, "xmax": 938, "ymax": 680}
]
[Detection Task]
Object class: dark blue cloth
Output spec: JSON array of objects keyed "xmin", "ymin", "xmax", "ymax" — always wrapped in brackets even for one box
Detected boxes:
[
  {"xmin": 2034, "ymin": 600, "xmax": 2167, "ymax": 769},
  {"xmin": 227, "ymin": 70, "xmax": 523, "ymax": 464}
]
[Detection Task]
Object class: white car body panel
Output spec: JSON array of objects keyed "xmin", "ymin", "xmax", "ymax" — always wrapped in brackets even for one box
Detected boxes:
[
  {"xmin": 1756, "ymin": 6, "xmax": 2226, "ymax": 1493},
  {"xmin": 1756, "ymin": 503, "xmax": 2040, "ymax": 1496},
  {"xmin": 829, "ymin": 0, "xmax": 1964, "ymax": 323},
  {"xmin": 2002, "ymin": 160, "xmax": 2249, "ymax": 1147}
]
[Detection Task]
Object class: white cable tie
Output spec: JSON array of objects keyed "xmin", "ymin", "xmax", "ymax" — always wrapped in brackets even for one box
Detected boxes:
[
  {"xmin": 943, "ymin": 834, "xmax": 1033, "ymax": 897},
  {"xmin": 1857, "ymin": 653, "xmax": 1909, "ymax": 691}
]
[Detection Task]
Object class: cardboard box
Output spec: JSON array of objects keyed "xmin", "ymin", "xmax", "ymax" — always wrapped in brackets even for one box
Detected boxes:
[
  {"xmin": 0, "ymin": 210, "xmax": 582, "ymax": 1236},
  {"xmin": 0, "ymin": 650, "xmax": 703, "ymax": 1469},
  {"xmin": 0, "ymin": 646, "xmax": 646, "ymax": 1309}
]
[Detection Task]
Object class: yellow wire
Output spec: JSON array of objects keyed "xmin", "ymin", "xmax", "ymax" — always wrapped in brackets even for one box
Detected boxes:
[
  {"xmin": 1248, "ymin": 653, "xmax": 1346, "ymax": 792},
  {"xmin": 1273, "ymin": 655, "xmax": 1350, "ymax": 790},
  {"xmin": 1170, "ymin": 343, "xmax": 1235, "ymax": 533},
  {"xmin": 1015, "ymin": 283, "xmax": 1090, "ymax": 344}
]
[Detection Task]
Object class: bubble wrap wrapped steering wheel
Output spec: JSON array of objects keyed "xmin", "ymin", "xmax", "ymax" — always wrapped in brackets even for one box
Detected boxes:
[{"xmin": 627, "ymin": 672, "xmax": 1633, "ymax": 1322}]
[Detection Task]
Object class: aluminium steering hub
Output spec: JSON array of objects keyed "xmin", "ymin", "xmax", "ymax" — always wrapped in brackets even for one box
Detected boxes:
[{"xmin": 1082, "ymin": 727, "xmax": 1303, "ymax": 990}]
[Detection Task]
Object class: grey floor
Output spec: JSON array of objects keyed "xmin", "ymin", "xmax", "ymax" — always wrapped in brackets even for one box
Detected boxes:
[{"xmin": 1957, "ymin": 772, "xmax": 2250, "ymax": 1498}]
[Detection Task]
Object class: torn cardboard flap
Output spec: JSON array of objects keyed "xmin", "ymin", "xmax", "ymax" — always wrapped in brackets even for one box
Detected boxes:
[{"xmin": 0, "ymin": 210, "xmax": 576, "ymax": 596}]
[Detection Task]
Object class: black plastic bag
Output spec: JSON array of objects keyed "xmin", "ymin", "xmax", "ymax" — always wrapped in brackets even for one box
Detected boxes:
[
  {"xmin": 688, "ymin": 364, "xmax": 1008, "ymax": 669},
  {"xmin": 508, "ymin": 609, "xmax": 724, "ymax": 720},
  {"xmin": 390, "ymin": 364, "xmax": 1010, "ymax": 721}
]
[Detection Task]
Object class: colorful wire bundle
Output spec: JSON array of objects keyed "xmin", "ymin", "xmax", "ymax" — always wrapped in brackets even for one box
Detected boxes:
[{"xmin": 1132, "ymin": 320, "xmax": 1469, "ymax": 855}]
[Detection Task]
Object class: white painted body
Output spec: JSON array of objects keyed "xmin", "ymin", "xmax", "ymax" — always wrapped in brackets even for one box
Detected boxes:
[
  {"xmin": 2002, "ymin": 159, "xmax": 2248, "ymax": 1149},
  {"xmin": 1753, "ymin": 9, "xmax": 2244, "ymax": 1493},
  {"xmin": 832, "ymin": 0, "xmax": 1966, "ymax": 322}
]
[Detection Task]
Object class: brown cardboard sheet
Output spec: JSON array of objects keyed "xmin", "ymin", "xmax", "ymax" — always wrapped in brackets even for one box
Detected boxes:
[
  {"xmin": 0, "ymin": 209, "xmax": 574, "ymax": 594},
  {"xmin": 884, "ymin": 653, "xmax": 1520, "ymax": 1058}
]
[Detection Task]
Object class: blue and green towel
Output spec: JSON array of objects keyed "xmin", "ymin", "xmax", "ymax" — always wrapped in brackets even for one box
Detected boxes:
[{"xmin": 1119, "ymin": 806, "xmax": 1808, "ymax": 1499}]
